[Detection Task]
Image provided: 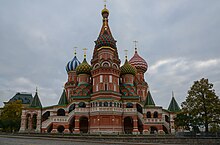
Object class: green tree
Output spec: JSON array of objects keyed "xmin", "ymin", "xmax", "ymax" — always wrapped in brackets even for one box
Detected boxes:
[
  {"xmin": 0, "ymin": 100, "xmax": 22, "ymax": 132},
  {"xmin": 181, "ymin": 78, "xmax": 220, "ymax": 133}
]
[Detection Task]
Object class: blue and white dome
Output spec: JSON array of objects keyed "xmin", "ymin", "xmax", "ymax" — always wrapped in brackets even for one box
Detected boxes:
[{"xmin": 66, "ymin": 56, "xmax": 81, "ymax": 72}]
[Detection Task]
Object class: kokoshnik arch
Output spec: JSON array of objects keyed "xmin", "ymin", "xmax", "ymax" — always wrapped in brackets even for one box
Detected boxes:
[{"xmin": 19, "ymin": 5, "xmax": 181, "ymax": 134}]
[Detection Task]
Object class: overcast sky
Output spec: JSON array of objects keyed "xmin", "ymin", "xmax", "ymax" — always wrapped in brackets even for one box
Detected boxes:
[{"xmin": 0, "ymin": 0, "xmax": 220, "ymax": 108}]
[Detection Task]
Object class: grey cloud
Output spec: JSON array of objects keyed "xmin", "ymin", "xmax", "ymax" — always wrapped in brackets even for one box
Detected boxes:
[{"xmin": 0, "ymin": 0, "xmax": 220, "ymax": 108}]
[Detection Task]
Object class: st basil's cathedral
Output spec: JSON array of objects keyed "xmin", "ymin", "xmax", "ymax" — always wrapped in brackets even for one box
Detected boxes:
[{"xmin": 19, "ymin": 5, "xmax": 181, "ymax": 134}]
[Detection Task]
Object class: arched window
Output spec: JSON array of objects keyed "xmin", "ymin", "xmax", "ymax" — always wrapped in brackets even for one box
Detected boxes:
[
  {"xmin": 153, "ymin": 111, "xmax": 158, "ymax": 118},
  {"xmin": 69, "ymin": 104, "xmax": 75, "ymax": 113},
  {"xmin": 104, "ymin": 102, "xmax": 108, "ymax": 107},
  {"xmin": 78, "ymin": 102, "xmax": 86, "ymax": 108},
  {"xmin": 110, "ymin": 102, "xmax": 112, "ymax": 107},
  {"xmin": 99, "ymin": 102, "xmax": 102, "ymax": 107},
  {"xmin": 126, "ymin": 102, "xmax": 133, "ymax": 108},
  {"xmin": 146, "ymin": 111, "xmax": 151, "ymax": 118},
  {"xmin": 57, "ymin": 108, "xmax": 65, "ymax": 116}
]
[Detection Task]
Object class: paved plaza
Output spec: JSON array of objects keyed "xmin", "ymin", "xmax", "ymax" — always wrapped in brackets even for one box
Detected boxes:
[
  {"xmin": 0, "ymin": 136, "xmax": 111, "ymax": 145},
  {"xmin": 0, "ymin": 135, "xmax": 173, "ymax": 145}
]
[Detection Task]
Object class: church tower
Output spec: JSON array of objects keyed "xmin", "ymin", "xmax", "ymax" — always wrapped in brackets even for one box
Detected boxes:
[
  {"xmin": 91, "ymin": 5, "xmax": 121, "ymax": 100},
  {"xmin": 89, "ymin": 4, "xmax": 123, "ymax": 133}
]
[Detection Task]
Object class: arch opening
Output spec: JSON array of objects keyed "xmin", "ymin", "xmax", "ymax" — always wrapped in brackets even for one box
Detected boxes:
[
  {"xmin": 124, "ymin": 116, "xmax": 133, "ymax": 134},
  {"xmin": 79, "ymin": 116, "xmax": 88, "ymax": 133}
]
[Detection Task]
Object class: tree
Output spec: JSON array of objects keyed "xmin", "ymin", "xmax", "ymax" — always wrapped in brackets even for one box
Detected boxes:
[
  {"xmin": 0, "ymin": 100, "xmax": 22, "ymax": 132},
  {"xmin": 181, "ymin": 78, "xmax": 220, "ymax": 133}
]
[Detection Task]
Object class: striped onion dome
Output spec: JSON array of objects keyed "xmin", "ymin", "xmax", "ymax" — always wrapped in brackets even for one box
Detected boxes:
[
  {"xmin": 76, "ymin": 58, "xmax": 92, "ymax": 75},
  {"xmin": 121, "ymin": 59, "xmax": 137, "ymax": 76},
  {"xmin": 129, "ymin": 48, "xmax": 148, "ymax": 73},
  {"xmin": 66, "ymin": 56, "xmax": 81, "ymax": 73}
]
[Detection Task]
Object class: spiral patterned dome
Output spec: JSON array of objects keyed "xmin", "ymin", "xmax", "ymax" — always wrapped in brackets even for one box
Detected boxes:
[
  {"xmin": 121, "ymin": 59, "xmax": 137, "ymax": 76},
  {"xmin": 76, "ymin": 58, "xmax": 92, "ymax": 75},
  {"xmin": 66, "ymin": 56, "xmax": 81, "ymax": 72},
  {"xmin": 95, "ymin": 31, "xmax": 116, "ymax": 49},
  {"xmin": 129, "ymin": 49, "xmax": 148, "ymax": 73}
]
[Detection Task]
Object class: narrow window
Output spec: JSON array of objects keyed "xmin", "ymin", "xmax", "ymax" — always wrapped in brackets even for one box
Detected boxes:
[
  {"xmin": 109, "ymin": 75, "xmax": 112, "ymax": 83},
  {"xmin": 100, "ymin": 75, "xmax": 103, "ymax": 83}
]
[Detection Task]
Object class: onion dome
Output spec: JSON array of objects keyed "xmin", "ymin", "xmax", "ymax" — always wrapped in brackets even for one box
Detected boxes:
[
  {"xmin": 102, "ymin": 7, "xmax": 109, "ymax": 18},
  {"xmin": 76, "ymin": 58, "xmax": 92, "ymax": 75},
  {"xmin": 129, "ymin": 48, "xmax": 148, "ymax": 73},
  {"xmin": 121, "ymin": 59, "xmax": 137, "ymax": 76},
  {"xmin": 66, "ymin": 56, "xmax": 81, "ymax": 72}
]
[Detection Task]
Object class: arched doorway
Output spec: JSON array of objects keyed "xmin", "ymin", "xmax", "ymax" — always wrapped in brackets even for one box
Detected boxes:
[
  {"xmin": 57, "ymin": 125, "xmax": 65, "ymax": 133},
  {"xmin": 138, "ymin": 118, "xmax": 143, "ymax": 134},
  {"xmin": 150, "ymin": 126, "xmax": 158, "ymax": 134},
  {"xmin": 79, "ymin": 116, "xmax": 88, "ymax": 133},
  {"xmin": 32, "ymin": 114, "xmax": 37, "ymax": 129},
  {"xmin": 124, "ymin": 116, "xmax": 133, "ymax": 134},
  {"xmin": 26, "ymin": 114, "xmax": 31, "ymax": 129},
  {"xmin": 69, "ymin": 116, "xmax": 75, "ymax": 133}
]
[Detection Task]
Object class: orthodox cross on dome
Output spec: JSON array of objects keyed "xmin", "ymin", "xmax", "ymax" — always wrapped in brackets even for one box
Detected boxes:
[
  {"xmin": 83, "ymin": 48, "xmax": 88, "ymax": 58},
  {"xmin": 133, "ymin": 40, "xmax": 138, "ymax": 52},
  {"xmin": 172, "ymin": 91, "xmax": 175, "ymax": 98},
  {"xmin": 74, "ymin": 46, "xmax": 77, "ymax": 56},
  {"xmin": 124, "ymin": 49, "xmax": 128, "ymax": 59},
  {"xmin": 36, "ymin": 87, "xmax": 38, "ymax": 93},
  {"xmin": 133, "ymin": 40, "xmax": 138, "ymax": 48}
]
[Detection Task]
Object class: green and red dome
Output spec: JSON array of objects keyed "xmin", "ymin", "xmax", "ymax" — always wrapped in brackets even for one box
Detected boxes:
[
  {"xmin": 121, "ymin": 59, "xmax": 137, "ymax": 76},
  {"xmin": 76, "ymin": 58, "xmax": 92, "ymax": 75}
]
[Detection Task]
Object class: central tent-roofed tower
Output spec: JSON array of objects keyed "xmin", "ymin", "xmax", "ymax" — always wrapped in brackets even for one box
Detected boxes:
[{"xmin": 89, "ymin": 5, "xmax": 123, "ymax": 133}]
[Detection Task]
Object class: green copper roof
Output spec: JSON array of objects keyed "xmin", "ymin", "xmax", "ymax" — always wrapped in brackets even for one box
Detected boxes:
[
  {"xmin": 144, "ymin": 91, "xmax": 155, "ymax": 107},
  {"xmin": 30, "ymin": 92, "xmax": 42, "ymax": 108},
  {"xmin": 58, "ymin": 89, "xmax": 68, "ymax": 106},
  {"xmin": 168, "ymin": 97, "xmax": 181, "ymax": 112}
]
